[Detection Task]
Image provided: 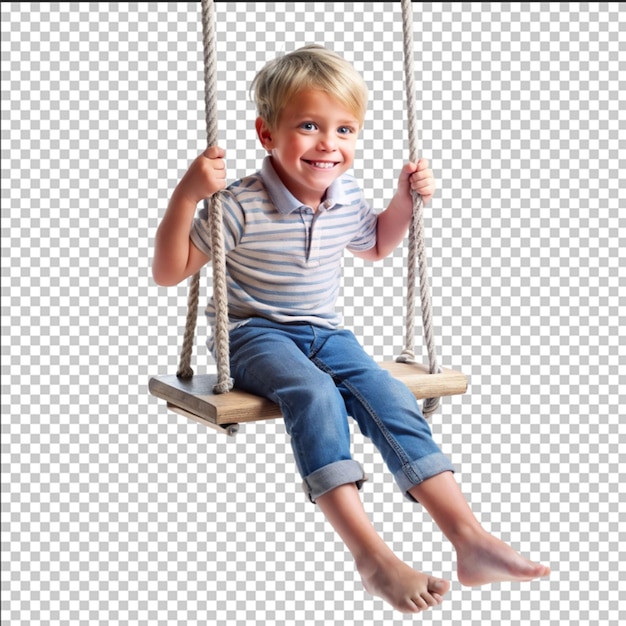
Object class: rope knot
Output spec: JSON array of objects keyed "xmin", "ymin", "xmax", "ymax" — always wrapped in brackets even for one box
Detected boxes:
[
  {"xmin": 395, "ymin": 349, "xmax": 416, "ymax": 364},
  {"xmin": 213, "ymin": 377, "xmax": 234, "ymax": 395}
]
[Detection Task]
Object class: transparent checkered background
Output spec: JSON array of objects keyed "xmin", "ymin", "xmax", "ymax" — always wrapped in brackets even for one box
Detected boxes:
[{"xmin": 2, "ymin": 2, "xmax": 624, "ymax": 625}]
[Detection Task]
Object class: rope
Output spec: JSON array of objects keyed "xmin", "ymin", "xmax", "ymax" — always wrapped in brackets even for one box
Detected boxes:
[
  {"xmin": 176, "ymin": 270, "xmax": 199, "ymax": 379},
  {"xmin": 177, "ymin": 0, "xmax": 233, "ymax": 394},
  {"xmin": 396, "ymin": 0, "xmax": 441, "ymax": 417}
]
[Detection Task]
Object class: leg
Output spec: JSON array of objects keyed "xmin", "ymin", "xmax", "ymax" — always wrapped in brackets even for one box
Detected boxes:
[
  {"xmin": 311, "ymin": 328, "xmax": 455, "ymax": 496},
  {"xmin": 316, "ymin": 483, "xmax": 449, "ymax": 614},
  {"xmin": 228, "ymin": 320, "xmax": 366, "ymax": 500},
  {"xmin": 312, "ymin": 329, "xmax": 549, "ymax": 588},
  {"xmin": 409, "ymin": 471, "xmax": 551, "ymax": 586},
  {"xmin": 229, "ymin": 322, "xmax": 447, "ymax": 613}
]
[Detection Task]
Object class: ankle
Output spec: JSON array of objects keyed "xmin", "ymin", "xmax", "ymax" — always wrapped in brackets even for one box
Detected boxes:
[
  {"xmin": 354, "ymin": 544, "xmax": 397, "ymax": 576},
  {"xmin": 445, "ymin": 520, "xmax": 486, "ymax": 548}
]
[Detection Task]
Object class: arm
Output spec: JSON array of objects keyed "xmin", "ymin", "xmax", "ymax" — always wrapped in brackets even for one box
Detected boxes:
[
  {"xmin": 152, "ymin": 146, "xmax": 226, "ymax": 286},
  {"xmin": 353, "ymin": 159, "xmax": 435, "ymax": 262}
]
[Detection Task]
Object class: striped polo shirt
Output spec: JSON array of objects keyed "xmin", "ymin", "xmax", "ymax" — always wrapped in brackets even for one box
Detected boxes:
[{"xmin": 190, "ymin": 156, "xmax": 378, "ymax": 347}]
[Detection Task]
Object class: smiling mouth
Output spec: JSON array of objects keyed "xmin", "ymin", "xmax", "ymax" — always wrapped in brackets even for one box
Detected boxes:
[{"xmin": 304, "ymin": 160, "xmax": 338, "ymax": 169}]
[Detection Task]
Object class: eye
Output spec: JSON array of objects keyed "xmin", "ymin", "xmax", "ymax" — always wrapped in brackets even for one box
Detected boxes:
[
  {"xmin": 300, "ymin": 121, "xmax": 318, "ymax": 131},
  {"xmin": 337, "ymin": 126, "xmax": 355, "ymax": 135}
]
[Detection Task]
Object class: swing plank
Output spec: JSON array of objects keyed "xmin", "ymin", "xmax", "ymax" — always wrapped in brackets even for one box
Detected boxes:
[{"xmin": 149, "ymin": 361, "xmax": 467, "ymax": 429}]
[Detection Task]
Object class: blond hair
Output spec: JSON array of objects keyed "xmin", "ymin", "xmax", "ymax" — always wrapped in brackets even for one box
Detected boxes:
[{"xmin": 251, "ymin": 44, "xmax": 368, "ymax": 130}]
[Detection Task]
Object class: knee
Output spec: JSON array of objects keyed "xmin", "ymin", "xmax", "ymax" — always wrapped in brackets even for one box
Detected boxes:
[
  {"xmin": 282, "ymin": 374, "xmax": 347, "ymax": 435},
  {"xmin": 285, "ymin": 369, "xmax": 338, "ymax": 410}
]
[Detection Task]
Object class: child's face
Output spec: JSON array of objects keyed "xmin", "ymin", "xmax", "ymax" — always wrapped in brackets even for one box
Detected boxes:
[{"xmin": 256, "ymin": 89, "xmax": 361, "ymax": 208}]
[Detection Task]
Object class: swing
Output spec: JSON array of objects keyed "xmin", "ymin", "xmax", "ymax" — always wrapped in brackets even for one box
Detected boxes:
[{"xmin": 149, "ymin": 0, "xmax": 468, "ymax": 436}]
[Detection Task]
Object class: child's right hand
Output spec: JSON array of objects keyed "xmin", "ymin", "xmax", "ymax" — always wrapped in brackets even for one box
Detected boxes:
[{"xmin": 178, "ymin": 145, "xmax": 227, "ymax": 204}]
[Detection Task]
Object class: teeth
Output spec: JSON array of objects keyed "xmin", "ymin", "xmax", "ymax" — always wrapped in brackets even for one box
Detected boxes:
[{"xmin": 310, "ymin": 161, "xmax": 335, "ymax": 169}]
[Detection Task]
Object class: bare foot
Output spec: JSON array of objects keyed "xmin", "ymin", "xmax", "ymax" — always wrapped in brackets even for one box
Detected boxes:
[
  {"xmin": 456, "ymin": 529, "xmax": 551, "ymax": 587},
  {"xmin": 357, "ymin": 552, "xmax": 450, "ymax": 614}
]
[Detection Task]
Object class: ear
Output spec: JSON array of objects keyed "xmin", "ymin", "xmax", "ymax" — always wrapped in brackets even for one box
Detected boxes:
[{"xmin": 255, "ymin": 117, "xmax": 274, "ymax": 152}]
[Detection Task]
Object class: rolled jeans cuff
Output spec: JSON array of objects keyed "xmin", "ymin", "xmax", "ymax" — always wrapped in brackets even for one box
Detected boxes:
[
  {"xmin": 302, "ymin": 459, "xmax": 368, "ymax": 504},
  {"xmin": 394, "ymin": 452, "xmax": 455, "ymax": 502}
]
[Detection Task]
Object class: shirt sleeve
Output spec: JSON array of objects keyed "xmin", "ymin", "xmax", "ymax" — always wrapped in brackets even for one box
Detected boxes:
[
  {"xmin": 346, "ymin": 194, "xmax": 378, "ymax": 252},
  {"xmin": 190, "ymin": 190, "xmax": 244, "ymax": 256}
]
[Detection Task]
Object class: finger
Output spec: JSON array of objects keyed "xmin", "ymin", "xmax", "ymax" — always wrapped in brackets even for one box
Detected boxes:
[
  {"xmin": 410, "ymin": 170, "xmax": 434, "ymax": 185},
  {"xmin": 203, "ymin": 145, "xmax": 226, "ymax": 159},
  {"xmin": 399, "ymin": 164, "xmax": 419, "ymax": 187}
]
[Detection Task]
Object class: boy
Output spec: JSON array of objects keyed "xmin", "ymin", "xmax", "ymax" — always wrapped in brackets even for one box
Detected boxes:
[{"xmin": 152, "ymin": 44, "xmax": 550, "ymax": 614}]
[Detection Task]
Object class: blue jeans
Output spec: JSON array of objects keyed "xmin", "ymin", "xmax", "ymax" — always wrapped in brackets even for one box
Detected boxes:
[{"xmin": 228, "ymin": 318, "xmax": 454, "ymax": 503}]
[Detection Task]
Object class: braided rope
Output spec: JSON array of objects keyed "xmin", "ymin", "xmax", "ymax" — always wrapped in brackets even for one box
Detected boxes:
[
  {"xmin": 177, "ymin": 0, "xmax": 233, "ymax": 394},
  {"xmin": 176, "ymin": 270, "xmax": 199, "ymax": 379},
  {"xmin": 396, "ymin": 0, "xmax": 441, "ymax": 417}
]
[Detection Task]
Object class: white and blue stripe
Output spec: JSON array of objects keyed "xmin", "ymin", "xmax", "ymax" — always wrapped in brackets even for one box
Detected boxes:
[{"xmin": 190, "ymin": 156, "xmax": 377, "ymax": 347}]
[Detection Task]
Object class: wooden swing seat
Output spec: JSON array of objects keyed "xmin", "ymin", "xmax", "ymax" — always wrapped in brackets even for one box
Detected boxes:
[{"xmin": 149, "ymin": 360, "xmax": 467, "ymax": 435}]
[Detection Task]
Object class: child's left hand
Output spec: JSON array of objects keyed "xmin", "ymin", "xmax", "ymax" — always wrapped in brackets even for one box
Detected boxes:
[{"xmin": 398, "ymin": 159, "xmax": 436, "ymax": 205}]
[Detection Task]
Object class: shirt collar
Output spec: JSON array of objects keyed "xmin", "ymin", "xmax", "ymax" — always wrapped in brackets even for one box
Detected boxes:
[{"xmin": 260, "ymin": 156, "xmax": 351, "ymax": 214}]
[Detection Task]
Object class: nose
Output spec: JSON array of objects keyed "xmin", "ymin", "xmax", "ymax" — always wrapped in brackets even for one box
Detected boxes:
[{"xmin": 317, "ymin": 132, "xmax": 337, "ymax": 152}]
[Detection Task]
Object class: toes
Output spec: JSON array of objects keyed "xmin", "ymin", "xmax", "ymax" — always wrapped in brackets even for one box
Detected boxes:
[
  {"xmin": 426, "ymin": 578, "xmax": 449, "ymax": 606},
  {"xmin": 410, "ymin": 591, "xmax": 443, "ymax": 612},
  {"xmin": 426, "ymin": 592, "xmax": 444, "ymax": 607},
  {"xmin": 431, "ymin": 578, "xmax": 450, "ymax": 594},
  {"xmin": 410, "ymin": 595, "xmax": 428, "ymax": 612}
]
